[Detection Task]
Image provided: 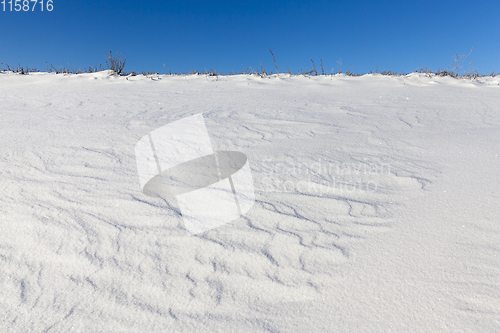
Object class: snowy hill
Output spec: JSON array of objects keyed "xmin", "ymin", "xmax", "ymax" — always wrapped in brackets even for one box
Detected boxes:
[{"xmin": 1, "ymin": 71, "xmax": 499, "ymax": 332}]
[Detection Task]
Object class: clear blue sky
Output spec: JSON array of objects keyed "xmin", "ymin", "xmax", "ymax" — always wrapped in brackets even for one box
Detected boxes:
[{"xmin": 1, "ymin": 0, "xmax": 499, "ymax": 74}]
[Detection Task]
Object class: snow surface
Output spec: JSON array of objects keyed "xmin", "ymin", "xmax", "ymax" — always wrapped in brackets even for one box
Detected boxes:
[{"xmin": 1, "ymin": 71, "xmax": 499, "ymax": 332}]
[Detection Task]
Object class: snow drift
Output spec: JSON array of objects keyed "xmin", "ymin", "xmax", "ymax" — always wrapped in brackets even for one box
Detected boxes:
[{"xmin": 1, "ymin": 71, "xmax": 499, "ymax": 332}]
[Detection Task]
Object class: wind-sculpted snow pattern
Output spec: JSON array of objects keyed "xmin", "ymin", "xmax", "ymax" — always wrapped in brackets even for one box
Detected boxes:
[{"xmin": 1, "ymin": 72, "xmax": 499, "ymax": 332}]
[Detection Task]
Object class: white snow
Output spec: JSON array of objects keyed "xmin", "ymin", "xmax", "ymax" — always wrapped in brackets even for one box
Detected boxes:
[{"xmin": 1, "ymin": 71, "xmax": 499, "ymax": 332}]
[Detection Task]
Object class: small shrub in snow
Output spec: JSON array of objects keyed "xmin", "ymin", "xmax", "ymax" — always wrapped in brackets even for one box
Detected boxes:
[{"xmin": 105, "ymin": 51, "xmax": 126, "ymax": 75}]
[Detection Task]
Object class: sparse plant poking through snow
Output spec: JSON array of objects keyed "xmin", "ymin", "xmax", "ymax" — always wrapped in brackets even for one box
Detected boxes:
[
  {"xmin": 410, "ymin": 47, "xmax": 490, "ymax": 80},
  {"xmin": 105, "ymin": 51, "xmax": 126, "ymax": 75},
  {"xmin": 310, "ymin": 59, "xmax": 317, "ymax": 76},
  {"xmin": 345, "ymin": 66, "xmax": 357, "ymax": 76},
  {"xmin": 269, "ymin": 49, "xmax": 279, "ymax": 77},
  {"xmin": 2, "ymin": 48, "xmax": 497, "ymax": 79},
  {"xmin": 259, "ymin": 62, "xmax": 266, "ymax": 77},
  {"xmin": 449, "ymin": 47, "xmax": 474, "ymax": 77}
]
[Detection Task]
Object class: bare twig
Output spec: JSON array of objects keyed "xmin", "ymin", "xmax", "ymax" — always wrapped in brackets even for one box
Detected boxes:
[{"xmin": 269, "ymin": 49, "xmax": 279, "ymax": 77}]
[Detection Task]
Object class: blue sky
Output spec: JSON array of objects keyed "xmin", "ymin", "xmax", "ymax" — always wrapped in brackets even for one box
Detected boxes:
[{"xmin": 1, "ymin": 0, "xmax": 499, "ymax": 74}]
